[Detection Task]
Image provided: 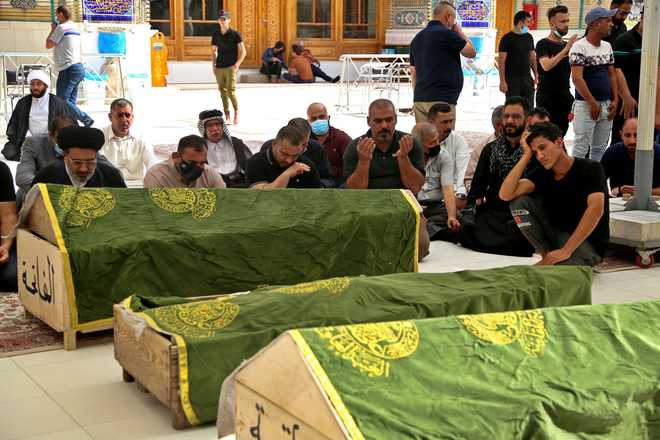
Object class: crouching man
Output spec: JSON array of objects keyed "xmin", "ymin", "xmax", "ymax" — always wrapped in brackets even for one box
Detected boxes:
[{"xmin": 499, "ymin": 122, "xmax": 609, "ymax": 266}]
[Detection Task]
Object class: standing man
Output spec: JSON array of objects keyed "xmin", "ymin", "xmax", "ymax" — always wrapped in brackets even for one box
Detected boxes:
[
  {"xmin": 498, "ymin": 10, "xmax": 538, "ymax": 107},
  {"xmin": 344, "ymin": 99, "xmax": 425, "ymax": 193},
  {"xmin": 307, "ymin": 102, "xmax": 352, "ymax": 187},
  {"xmin": 605, "ymin": 0, "xmax": 633, "ymax": 44},
  {"xmin": 611, "ymin": 10, "xmax": 643, "ymax": 144},
  {"xmin": 45, "ymin": 5, "xmax": 93, "ymax": 127},
  {"xmin": 101, "ymin": 98, "xmax": 157, "ymax": 182},
  {"xmin": 569, "ymin": 7, "xmax": 619, "ymax": 161},
  {"xmin": 211, "ymin": 10, "xmax": 246, "ymax": 125},
  {"xmin": 535, "ymin": 6, "xmax": 577, "ymax": 136},
  {"xmin": 409, "ymin": 1, "xmax": 476, "ymax": 122}
]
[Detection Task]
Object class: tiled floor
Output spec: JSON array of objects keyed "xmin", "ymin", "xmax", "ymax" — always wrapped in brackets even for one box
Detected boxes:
[{"xmin": 2, "ymin": 241, "xmax": 659, "ymax": 440}]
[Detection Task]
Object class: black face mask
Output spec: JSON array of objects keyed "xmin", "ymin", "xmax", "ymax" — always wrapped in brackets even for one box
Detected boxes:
[
  {"xmin": 179, "ymin": 160, "xmax": 204, "ymax": 182},
  {"xmin": 426, "ymin": 145, "xmax": 442, "ymax": 157}
]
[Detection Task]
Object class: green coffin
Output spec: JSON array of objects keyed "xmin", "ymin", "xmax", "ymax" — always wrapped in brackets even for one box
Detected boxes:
[
  {"xmin": 125, "ymin": 265, "xmax": 592, "ymax": 425},
  {"xmin": 34, "ymin": 184, "xmax": 421, "ymax": 328},
  {"xmin": 288, "ymin": 300, "xmax": 660, "ymax": 439}
]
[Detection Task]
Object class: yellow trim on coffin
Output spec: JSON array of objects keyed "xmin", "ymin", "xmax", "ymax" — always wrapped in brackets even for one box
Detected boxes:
[
  {"xmin": 290, "ymin": 330, "xmax": 365, "ymax": 440},
  {"xmin": 132, "ymin": 310, "xmax": 201, "ymax": 425},
  {"xmin": 39, "ymin": 183, "xmax": 82, "ymax": 330},
  {"xmin": 399, "ymin": 189, "xmax": 421, "ymax": 272}
]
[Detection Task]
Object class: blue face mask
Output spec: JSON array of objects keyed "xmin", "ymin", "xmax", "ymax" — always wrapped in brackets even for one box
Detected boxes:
[
  {"xmin": 521, "ymin": 25, "xmax": 530, "ymax": 34},
  {"xmin": 54, "ymin": 144, "xmax": 64, "ymax": 157},
  {"xmin": 310, "ymin": 118, "xmax": 330, "ymax": 136}
]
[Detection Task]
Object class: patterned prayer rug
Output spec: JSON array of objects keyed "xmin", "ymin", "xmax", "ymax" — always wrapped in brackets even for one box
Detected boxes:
[{"xmin": 0, "ymin": 293, "xmax": 62, "ymax": 357}]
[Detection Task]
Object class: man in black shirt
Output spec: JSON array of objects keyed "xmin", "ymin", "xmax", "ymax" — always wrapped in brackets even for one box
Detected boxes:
[
  {"xmin": 344, "ymin": 99, "xmax": 425, "ymax": 192},
  {"xmin": 498, "ymin": 10, "xmax": 538, "ymax": 107},
  {"xmin": 211, "ymin": 10, "xmax": 246, "ymax": 125},
  {"xmin": 0, "ymin": 162, "xmax": 18, "ymax": 291},
  {"xmin": 260, "ymin": 118, "xmax": 333, "ymax": 187},
  {"xmin": 33, "ymin": 126, "xmax": 127, "ymax": 188},
  {"xmin": 535, "ymin": 5, "xmax": 577, "ymax": 136},
  {"xmin": 605, "ymin": 0, "xmax": 632, "ymax": 44},
  {"xmin": 247, "ymin": 125, "xmax": 322, "ymax": 189},
  {"xmin": 611, "ymin": 12, "xmax": 643, "ymax": 144},
  {"xmin": 500, "ymin": 122, "xmax": 608, "ymax": 266}
]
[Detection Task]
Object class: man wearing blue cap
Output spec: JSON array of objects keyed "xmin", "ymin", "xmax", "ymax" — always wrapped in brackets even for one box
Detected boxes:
[{"xmin": 569, "ymin": 7, "xmax": 619, "ymax": 161}]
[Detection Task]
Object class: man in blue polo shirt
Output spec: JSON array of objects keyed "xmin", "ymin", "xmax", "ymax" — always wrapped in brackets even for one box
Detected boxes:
[{"xmin": 410, "ymin": 1, "xmax": 476, "ymax": 123}]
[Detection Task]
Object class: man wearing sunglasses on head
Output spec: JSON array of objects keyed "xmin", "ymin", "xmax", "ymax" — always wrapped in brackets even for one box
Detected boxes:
[
  {"xmin": 33, "ymin": 126, "xmax": 126, "ymax": 188},
  {"xmin": 144, "ymin": 135, "xmax": 226, "ymax": 189}
]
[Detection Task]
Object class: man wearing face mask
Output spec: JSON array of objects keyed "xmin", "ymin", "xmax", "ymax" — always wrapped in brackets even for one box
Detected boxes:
[
  {"xmin": 412, "ymin": 122, "xmax": 460, "ymax": 240},
  {"xmin": 2, "ymin": 69, "xmax": 74, "ymax": 161},
  {"xmin": 535, "ymin": 6, "xmax": 577, "ymax": 136},
  {"xmin": 498, "ymin": 11, "xmax": 538, "ymax": 107},
  {"xmin": 33, "ymin": 126, "xmax": 126, "ymax": 188},
  {"xmin": 247, "ymin": 125, "xmax": 322, "ymax": 189},
  {"xmin": 15, "ymin": 115, "xmax": 76, "ymax": 206},
  {"xmin": 307, "ymin": 102, "xmax": 352, "ymax": 187},
  {"xmin": 144, "ymin": 135, "xmax": 225, "ymax": 189},
  {"xmin": 457, "ymin": 96, "xmax": 535, "ymax": 257}
]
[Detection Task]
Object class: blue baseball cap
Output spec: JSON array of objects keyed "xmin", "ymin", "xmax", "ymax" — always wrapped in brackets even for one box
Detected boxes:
[{"xmin": 585, "ymin": 7, "xmax": 617, "ymax": 26}]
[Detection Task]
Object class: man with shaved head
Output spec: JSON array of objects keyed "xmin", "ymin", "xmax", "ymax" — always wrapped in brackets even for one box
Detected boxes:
[{"xmin": 307, "ymin": 102, "xmax": 352, "ymax": 187}]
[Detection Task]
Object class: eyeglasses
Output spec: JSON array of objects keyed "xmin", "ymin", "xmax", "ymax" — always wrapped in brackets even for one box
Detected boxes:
[{"xmin": 69, "ymin": 158, "xmax": 97, "ymax": 166}]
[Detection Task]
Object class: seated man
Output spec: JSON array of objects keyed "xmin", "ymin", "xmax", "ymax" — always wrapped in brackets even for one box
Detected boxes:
[
  {"xmin": 33, "ymin": 126, "xmax": 126, "ymax": 188},
  {"xmin": 601, "ymin": 117, "xmax": 660, "ymax": 197},
  {"xmin": 247, "ymin": 125, "xmax": 322, "ymax": 189},
  {"xmin": 307, "ymin": 102, "xmax": 352, "ymax": 187},
  {"xmin": 101, "ymin": 98, "xmax": 157, "ymax": 182},
  {"xmin": 16, "ymin": 115, "xmax": 76, "ymax": 204},
  {"xmin": 260, "ymin": 41, "xmax": 287, "ymax": 83},
  {"xmin": 500, "ymin": 122, "xmax": 609, "ymax": 266},
  {"xmin": 283, "ymin": 45, "xmax": 315, "ymax": 84},
  {"xmin": 464, "ymin": 105, "xmax": 504, "ymax": 191},
  {"xmin": 458, "ymin": 96, "xmax": 535, "ymax": 257},
  {"xmin": 428, "ymin": 103, "xmax": 470, "ymax": 209},
  {"xmin": 260, "ymin": 118, "xmax": 333, "ymax": 187},
  {"xmin": 3, "ymin": 69, "xmax": 74, "ymax": 161},
  {"xmin": 198, "ymin": 109, "xmax": 252, "ymax": 187},
  {"xmin": 412, "ymin": 121, "xmax": 460, "ymax": 239},
  {"xmin": 0, "ymin": 161, "xmax": 18, "ymax": 292},
  {"xmin": 144, "ymin": 135, "xmax": 226, "ymax": 189},
  {"xmin": 529, "ymin": 106, "xmax": 551, "ymax": 125},
  {"xmin": 344, "ymin": 99, "xmax": 425, "ymax": 193},
  {"xmin": 294, "ymin": 40, "xmax": 339, "ymax": 83}
]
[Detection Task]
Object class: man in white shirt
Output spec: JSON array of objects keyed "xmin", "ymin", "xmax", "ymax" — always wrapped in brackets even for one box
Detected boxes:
[
  {"xmin": 101, "ymin": 98, "xmax": 157, "ymax": 182},
  {"xmin": 427, "ymin": 102, "xmax": 471, "ymax": 209},
  {"xmin": 2, "ymin": 69, "xmax": 74, "ymax": 161},
  {"xmin": 198, "ymin": 109, "xmax": 252, "ymax": 187}
]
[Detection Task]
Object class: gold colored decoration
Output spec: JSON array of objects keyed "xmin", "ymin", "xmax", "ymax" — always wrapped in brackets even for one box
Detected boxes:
[
  {"xmin": 273, "ymin": 277, "xmax": 351, "ymax": 295},
  {"xmin": 152, "ymin": 301, "xmax": 239, "ymax": 338},
  {"xmin": 57, "ymin": 187, "xmax": 115, "ymax": 227},
  {"xmin": 457, "ymin": 310, "xmax": 547, "ymax": 357},
  {"xmin": 316, "ymin": 321, "xmax": 420, "ymax": 377},
  {"xmin": 149, "ymin": 188, "xmax": 216, "ymax": 220}
]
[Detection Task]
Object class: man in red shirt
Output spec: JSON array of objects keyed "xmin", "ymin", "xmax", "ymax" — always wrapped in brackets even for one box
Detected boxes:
[{"xmin": 307, "ymin": 102, "xmax": 352, "ymax": 187}]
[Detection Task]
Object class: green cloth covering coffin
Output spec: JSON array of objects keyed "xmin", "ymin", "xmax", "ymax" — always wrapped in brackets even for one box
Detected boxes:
[
  {"xmin": 37, "ymin": 184, "xmax": 421, "ymax": 328},
  {"xmin": 125, "ymin": 265, "xmax": 592, "ymax": 425},
  {"xmin": 285, "ymin": 300, "xmax": 660, "ymax": 439}
]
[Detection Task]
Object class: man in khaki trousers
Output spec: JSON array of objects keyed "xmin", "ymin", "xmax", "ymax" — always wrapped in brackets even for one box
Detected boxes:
[{"xmin": 211, "ymin": 10, "xmax": 246, "ymax": 125}]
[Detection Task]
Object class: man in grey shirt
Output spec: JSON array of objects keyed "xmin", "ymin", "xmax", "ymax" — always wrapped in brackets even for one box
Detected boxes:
[{"xmin": 46, "ymin": 5, "xmax": 93, "ymax": 127}]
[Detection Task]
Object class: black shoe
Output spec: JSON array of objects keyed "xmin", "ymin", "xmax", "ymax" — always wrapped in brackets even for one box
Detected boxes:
[{"xmin": 331, "ymin": 75, "xmax": 340, "ymax": 83}]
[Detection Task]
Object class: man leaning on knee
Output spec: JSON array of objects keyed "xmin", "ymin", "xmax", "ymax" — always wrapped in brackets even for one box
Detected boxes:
[{"xmin": 499, "ymin": 122, "xmax": 609, "ymax": 266}]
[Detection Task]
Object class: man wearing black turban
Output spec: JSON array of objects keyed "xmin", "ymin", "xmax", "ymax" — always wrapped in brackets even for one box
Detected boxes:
[{"xmin": 32, "ymin": 126, "xmax": 127, "ymax": 188}]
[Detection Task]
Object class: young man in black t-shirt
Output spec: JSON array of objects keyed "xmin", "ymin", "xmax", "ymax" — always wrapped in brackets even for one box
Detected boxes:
[
  {"xmin": 535, "ymin": 5, "xmax": 577, "ymax": 135},
  {"xmin": 499, "ymin": 122, "xmax": 609, "ymax": 266},
  {"xmin": 211, "ymin": 10, "xmax": 246, "ymax": 125},
  {"xmin": 0, "ymin": 162, "xmax": 18, "ymax": 291},
  {"xmin": 246, "ymin": 125, "xmax": 322, "ymax": 189},
  {"xmin": 498, "ymin": 10, "xmax": 538, "ymax": 107}
]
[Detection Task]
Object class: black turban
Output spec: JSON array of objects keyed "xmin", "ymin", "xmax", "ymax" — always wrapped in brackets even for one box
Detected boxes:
[{"xmin": 57, "ymin": 126, "xmax": 105, "ymax": 151}]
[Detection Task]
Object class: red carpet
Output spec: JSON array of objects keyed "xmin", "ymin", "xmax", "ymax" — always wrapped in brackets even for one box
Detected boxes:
[{"xmin": 0, "ymin": 293, "xmax": 62, "ymax": 357}]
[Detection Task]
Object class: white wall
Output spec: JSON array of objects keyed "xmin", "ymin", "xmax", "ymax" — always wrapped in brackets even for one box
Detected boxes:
[{"xmin": 0, "ymin": 21, "xmax": 51, "ymax": 53}]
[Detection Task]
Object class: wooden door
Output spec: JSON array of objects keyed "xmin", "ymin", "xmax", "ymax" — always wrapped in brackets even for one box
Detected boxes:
[{"xmin": 495, "ymin": 0, "xmax": 515, "ymax": 48}]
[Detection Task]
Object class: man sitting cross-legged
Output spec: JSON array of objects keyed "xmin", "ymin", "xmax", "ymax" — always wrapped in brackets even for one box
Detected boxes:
[{"xmin": 499, "ymin": 122, "xmax": 609, "ymax": 266}]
